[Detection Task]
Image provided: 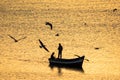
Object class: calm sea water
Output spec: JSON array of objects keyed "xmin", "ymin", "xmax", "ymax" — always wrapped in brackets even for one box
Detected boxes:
[{"xmin": 0, "ymin": 0, "xmax": 120, "ymax": 80}]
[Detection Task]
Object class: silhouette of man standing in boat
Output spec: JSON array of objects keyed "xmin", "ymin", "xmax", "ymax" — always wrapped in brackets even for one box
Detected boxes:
[{"xmin": 58, "ymin": 43, "xmax": 63, "ymax": 59}]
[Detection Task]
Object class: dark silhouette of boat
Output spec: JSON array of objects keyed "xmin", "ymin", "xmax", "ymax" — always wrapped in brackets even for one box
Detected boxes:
[{"xmin": 48, "ymin": 55, "xmax": 85, "ymax": 68}]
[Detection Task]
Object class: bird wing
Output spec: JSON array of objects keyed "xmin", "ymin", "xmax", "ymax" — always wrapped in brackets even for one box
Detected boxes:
[
  {"xmin": 45, "ymin": 22, "xmax": 52, "ymax": 30},
  {"xmin": 18, "ymin": 36, "xmax": 27, "ymax": 41},
  {"xmin": 8, "ymin": 35, "xmax": 17, "ymax": 41},
  {"xmin": 42, "ymin": 45, "xmax": 49, "ymax": 52},
  {"xmin": 39, "ymin": 39, "xmax": 49, "ymax": 52},
  {"xmin": 39, "ymin": 39, "xmax": 44, "ymax": 46}
]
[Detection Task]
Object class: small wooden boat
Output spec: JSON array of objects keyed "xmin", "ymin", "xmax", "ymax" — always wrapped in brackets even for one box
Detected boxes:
[{"xmin": 48, "ymin": 55, "xmax": 85, "ymax": 68}]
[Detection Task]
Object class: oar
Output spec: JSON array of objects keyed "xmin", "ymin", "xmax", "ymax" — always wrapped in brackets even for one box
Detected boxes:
[
  {"xmin": 74, "ymin": 55, "xmax": 89, "ymax": 62},
  {"xmin": 74, "ymin": 54, "xmax": 80, "ymax": 57},
  {"xmin": 84, "ymin": 59, "xmax": 89, "ymax": 61}
]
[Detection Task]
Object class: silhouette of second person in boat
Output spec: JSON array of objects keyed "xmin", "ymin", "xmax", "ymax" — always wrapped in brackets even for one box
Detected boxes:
[
  {"xmin": 51, "ymin": 52, "xmax": 55, "ymax": 59},
  {"xmin": 58, "ymin": 43, "xmax": 63, "ymax": 59}
]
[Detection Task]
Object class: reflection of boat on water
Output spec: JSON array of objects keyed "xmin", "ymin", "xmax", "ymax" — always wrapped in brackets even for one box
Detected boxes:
[
  {"xmin": 48, "ymin": 55, "xmax": 85, "ymax": 73},
  {"xmin": 49, "ymin": 64, "xmax": 84, "ymax": 73}
]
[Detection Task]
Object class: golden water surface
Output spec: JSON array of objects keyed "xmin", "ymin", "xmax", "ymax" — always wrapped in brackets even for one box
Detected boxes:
[{"xmin": 0, "ymin": 0, "xmax": 120, "ymax": 80}]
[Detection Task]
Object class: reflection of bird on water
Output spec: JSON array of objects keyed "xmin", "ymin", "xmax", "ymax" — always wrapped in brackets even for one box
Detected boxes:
[
  {"xmin": 8, "ymin": 35, "xmax": 27, "ymax": 42},
  {"xmin": 39, "ymin": 39, "xmax": 49, "ymax": 52},
  {"xmin": 45, "ymin": 22, "xmax": 53, "ymax": 30}
]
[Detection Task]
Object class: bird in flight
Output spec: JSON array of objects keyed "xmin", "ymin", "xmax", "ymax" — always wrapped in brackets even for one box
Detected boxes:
[
  {"xmin": 45, "ymin": 22, "xmax": 53, "ymax": 30},
  {"xmin": 113, "ymin": 8, "xmax": 117, "ymax": 12},
  {"xmin": 8, "ymin": 35, "xmax": 27, "ymax": 42},
  {"xmin": 39, "ymin": 39, "xmax": 49, "ymax": 52},
  {"xmin": 55, "ymin": 33, "xmax": 59, "ymax": 36}
]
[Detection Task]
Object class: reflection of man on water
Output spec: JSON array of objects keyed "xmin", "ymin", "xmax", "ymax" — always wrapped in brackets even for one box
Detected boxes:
[{"xmin": 58, "ymin": 43, "xmax": 63, "ymax": 59}]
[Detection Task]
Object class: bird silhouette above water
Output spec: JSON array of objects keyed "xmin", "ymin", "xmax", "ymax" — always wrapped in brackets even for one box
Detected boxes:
[
  {"xmin": 113, "ymin": 8, "xmax": 117, "ymax": 12},
  {"xmin": 39, "ymin": 39, "xmax": 49, "ymax": 52},
  {"xmin": 94, "ymin": 47, "xmax": 100, "ymax": 50},
  {"xmin": 55, "ymin": 33, "xmax": 59, "ymax": 36},
  {"xmin": 45, "ymin": 22, "xmax": 53, "ymax": 30},
  {"xmin": 8, "ymin": 35, "xmax": 27, "ymax": 42}
]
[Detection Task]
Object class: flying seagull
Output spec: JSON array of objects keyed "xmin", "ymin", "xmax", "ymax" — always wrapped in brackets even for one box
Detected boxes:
[
  {"xmin": 39, "ymin": 39, "xmax": 49, "ymax": 52},
  {"xmin": 113, "ymin": 8, "xmax": 117, "ymax": 12},
  {"xmin": 8, "ymin": 35, "xmax": 27, "ymax": 42},
  {"xmin": 95, "ymin": 47, "xmax": 99, "ymax": 50},
  {"xmin": 45, "ymin": 22, "xmax": 53, "ymax": 30},
  {"xmin": 55, "ymin": 33, "xmax": 59, "ymax": 36}
]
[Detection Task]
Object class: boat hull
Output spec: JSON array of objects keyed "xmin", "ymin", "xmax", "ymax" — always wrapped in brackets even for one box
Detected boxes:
[{"xmin": 48, "ymin": 56, "xmax": 85, "ymax": 68}]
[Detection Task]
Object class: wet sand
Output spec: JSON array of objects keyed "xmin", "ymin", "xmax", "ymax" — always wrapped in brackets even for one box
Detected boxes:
[{"xmin": 0, "ymin": 0, "xmax": 120, "ymax": 80}]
